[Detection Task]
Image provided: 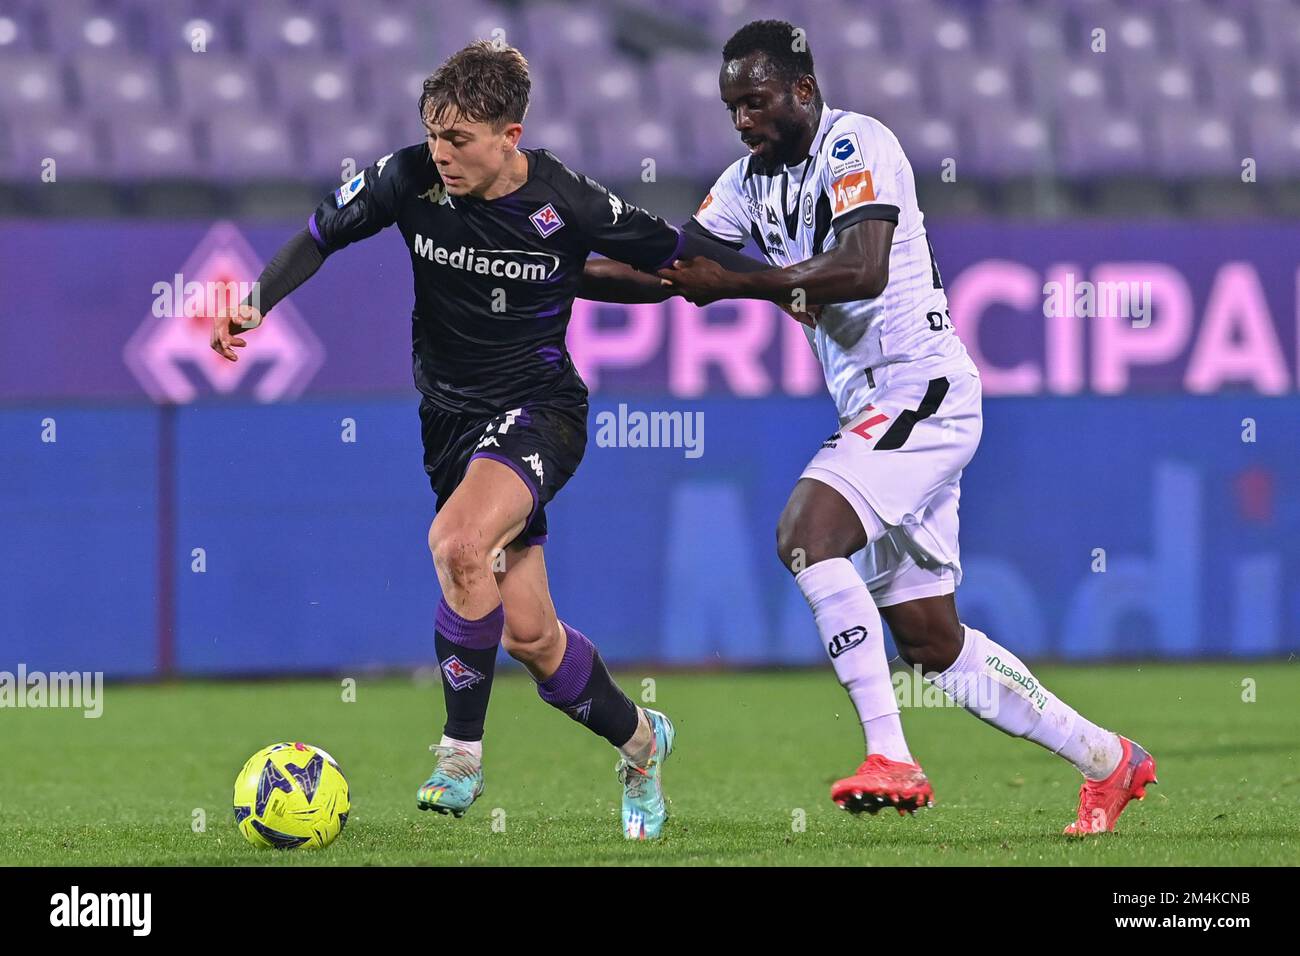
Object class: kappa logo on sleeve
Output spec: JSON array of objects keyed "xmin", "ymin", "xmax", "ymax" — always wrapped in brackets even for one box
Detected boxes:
[
  {"xmin": 697, "ymin": 192, "xmax": 714, "ymax": 214},
  {"xmin": 831, "ymin": 169, "xmax": 875, "ymax": 215},
  {"xmin": 334, "ymin": 172, "xmax": 366, "ymax": 208}
]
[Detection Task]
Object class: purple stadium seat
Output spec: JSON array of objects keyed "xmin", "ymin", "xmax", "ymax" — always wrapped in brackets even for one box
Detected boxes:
[
  {"xmin": 4, "ymin": 117, "xmax": 104, "ymax": 180},
  {"xmin": 0, "ymin": 7, "xmax": 41, "ymax": 53},
  {"xmin": 335, "ymin": 3, "xmax": 438, "ymax": 60},
  {"xmin": 105, "ymin": 116, "xmax": 200, "ymax": 179},
  {"xmin": 1253, "ymin": 0, "xmax": 1300, "ymax": 65},
  {"xmin": 983, "ymin": 1, "xmax": 1066, "ymax": 61},
  {"xmin": 424, "ymin": 1, "xmax": 519, "ymax": 53},
  {"xmin": 1024, "ymin": 56, "xmax": 1111, "ymax": 112},
  {"xmin": 885, "ymin": 115, "xmax": 962, "ymax": 177},
  {"xmin": 521, "ymin": 2, "xmax": 613, "ymax": 60},
  {"xmin": 966, "ymin": 110, "xmax": 1052, "ymax": 179},
  {"xmin": 840, "ymin": 58, "xmax": 925, "ymax": 119},
  {"xmin": 71, "ymin": 54, "xmax": 169, "ymax": 115},
  {"xmin": 932, "ymin": 55, "xmax": 1020, "ymax": 118},
  {"xmin": 585, "ymin": 111, "xmax": 677, "ymax": 183},
  {"xmin": 299, "ymin": 112, "xmax": 395, "ymax": 182},
  {"xmin": 680, "ymin": 106, "xmax": 747, "ymax": 180},
  {"xmin": 1166, "ymin": 1, "xmax": 1251, "ymax": 64},
  {"xmin": 1115, "ymin": 57, "xmax": 1200, "ymax": 114},
  {"xmin": 558, "ymin": 55, "xmax": 646, "ymax": 121},
  {"xmin": 139, "ymin": 3, "xmax": 237, "ymax": 56},
  {"xmin": 239, "ymin": 3, "xmax": 333, "ymax": 57},
  {"xmin": 1058, "ymin": 0, "xmax": 1127, "ymax": 55},
  {"xmin": 1207, "ymin": 60, "xmax": 1289, "ymax": 115},
  {"xmin": 46, "ymin": 1, "xmax": 136, "ymax": 55},
  {"xmin": 204, "ymin": 114, "xmax": 298, "ymax": 178},
  {"xmin": 522, "ymin": 116, "xmax": 583, "ymax": 166},
  {"xmin": 0, "ymin": 55, "xmax": 69, "ymax": 118},
  {"xmin": 1152, "ymin": 111, "xmax": 1240, "ymax": 178},
  {"xmin": 1245, "ymin": 109, "xmax": 1300, "ymax": 177},
  {"xmin": 649, "ymin": 52, "xmax": 724, "ymax": 116},
  {"xmin": 896, "ymin": 4, "xmax": 975, "ymax": 61},
  {"xmin": 366, "ymin": 57, "xmax": 434, "ymax": 115},
  {"xmin": 1056, "ymin": 108, "xmax": 1149, "ymax": 176},
  {"xmin": 1110, "ymin": 7, "xmax": 1162, "ymax": 57},
  {"xmin": 270, "ymin": 58, "xmax": 359, "ymax": 113},
  {"xmin": 174, "ymin": 55, "xmax": 267, "ymax": 115}
]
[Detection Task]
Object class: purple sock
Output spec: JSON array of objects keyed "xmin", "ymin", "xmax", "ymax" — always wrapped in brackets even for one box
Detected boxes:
[
  {"xmin": 537, "ymin": 623, "xmax": 638, "ymax": 747},
  {"xmin": 434, "ymin": 598, "xmax": 503, "ymax": 742}
]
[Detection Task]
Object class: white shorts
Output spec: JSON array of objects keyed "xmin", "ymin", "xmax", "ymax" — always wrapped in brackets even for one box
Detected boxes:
[{"xmin": 800, "ymin": 369, "xmax": 983, "ymax": 608}]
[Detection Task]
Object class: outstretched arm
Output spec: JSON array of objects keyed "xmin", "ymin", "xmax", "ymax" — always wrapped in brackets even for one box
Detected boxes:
[
  {"xmin": 212, "ymin": 228, "xmax": 327, "ymax": 361},
  {"xmin": 658, "ymin": 218, "xmax": 893, "ymax": 308},
  {"xmin": 578, "ymin": 221, "xmax": 770, "ymax": 304},
  {"xmin": 212, "ymin": 150, "xmax": 406, "ymax": 361}
]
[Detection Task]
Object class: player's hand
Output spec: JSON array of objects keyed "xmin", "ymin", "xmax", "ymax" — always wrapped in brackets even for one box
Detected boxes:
[
  {"xmin": 657, "ymin": 256, "xmax": 730, "ymax": 307},
  {"xmin": 211, "ymin": 304, "xmax": 262, "ymax": 362},
  {"xmin": 780, "ymin": 302, "xmax": 821, "ymax": 329}
]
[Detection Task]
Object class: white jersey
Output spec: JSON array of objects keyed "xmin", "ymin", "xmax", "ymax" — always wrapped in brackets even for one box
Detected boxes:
[{"xmin": 693, "ymin": 105, "xmax": 976, "ymax": 422}]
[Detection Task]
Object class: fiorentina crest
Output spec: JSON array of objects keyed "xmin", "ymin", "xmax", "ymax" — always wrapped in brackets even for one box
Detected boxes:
[
  {"xmin": 124, "ymin": 222, "xmax": 323, "ymax": 403},
  {"xmin": 441, "ymin": 655, "xmax": 486, "ymax": 691}
]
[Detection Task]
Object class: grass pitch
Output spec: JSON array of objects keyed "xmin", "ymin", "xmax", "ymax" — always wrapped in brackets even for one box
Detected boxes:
[{"xmin": 1, "ymin": 663, "xmax": 1295, "ymax": 866}]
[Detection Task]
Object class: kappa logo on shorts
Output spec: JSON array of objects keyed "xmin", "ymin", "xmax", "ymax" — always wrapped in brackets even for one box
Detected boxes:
[
  {"xmin": 530, "ymin": 203, "xmax": 565, "ymax": 237},
  {"xmin": 522, "ymin": 452, "xmax": 545, "ymax": 482},
  {"xmin": 828, "ymin": 625, "xmax": 868, "ymax": 659},
  {"xmin": 441, "ymin": 655, "xmax": 486, "ymax": 691}
]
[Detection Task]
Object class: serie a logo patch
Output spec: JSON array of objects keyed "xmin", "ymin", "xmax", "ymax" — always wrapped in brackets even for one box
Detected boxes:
[{"xmin": 334, "ymin": 172, "xmax": 366, "ymax": 208}]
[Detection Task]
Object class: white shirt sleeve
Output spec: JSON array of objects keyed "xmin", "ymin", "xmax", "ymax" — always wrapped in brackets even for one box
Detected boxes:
[
  {"xmin": 820, "ymin": 114, "xmax": 905, "ymax": 237},
  {"xmin": 689, "ymin": 158, "xmax": 750, "ymax": 248}
]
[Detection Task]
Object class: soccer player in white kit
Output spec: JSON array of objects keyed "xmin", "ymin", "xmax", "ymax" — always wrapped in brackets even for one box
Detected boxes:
[{"xmin": 586, "ymin": 20, "xmax": 1157, "ymax": 835}]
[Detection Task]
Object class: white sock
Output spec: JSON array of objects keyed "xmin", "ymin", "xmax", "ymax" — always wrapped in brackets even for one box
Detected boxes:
[
  {"xmin": 618, "ymin": 708, "xmax": 654, "ymax": 766},
  {"xmin": 440, "ymin": 735, "xmax": 482, "ymax": 762},
  {"xmin": 796, "ymin": 558, "xmax": 912, "ymax": 763},
  {"xmin": 929, "ymin": 625, "xmax": 1122, "ymax": 780}
]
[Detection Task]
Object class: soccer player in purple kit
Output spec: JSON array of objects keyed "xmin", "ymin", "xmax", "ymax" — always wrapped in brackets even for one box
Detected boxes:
[{"xmin": 210, "ymin": 41, "xmax": 762, "ymax": 840}]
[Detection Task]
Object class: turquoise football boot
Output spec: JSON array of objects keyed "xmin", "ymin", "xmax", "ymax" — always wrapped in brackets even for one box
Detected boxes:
[
  {"xmin": 416, "ymin": 745, "xmax": 484, "ymax": 817},
  {"xmin": 617, "ymin": 709, "xmax": 675, "ymax": 840}
]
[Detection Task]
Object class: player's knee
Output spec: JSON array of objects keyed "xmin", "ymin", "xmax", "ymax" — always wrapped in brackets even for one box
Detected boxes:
[
  {"xmin": 775, "ymin": 515, "xmax": 841, "ymax": 572},
  {"xmin": 428, "ymin": 523, "xmax": 488, "ymax": 591},
  {"xmin": 892, "ymin": 616, "xmax": 964, "ymax": 674}
]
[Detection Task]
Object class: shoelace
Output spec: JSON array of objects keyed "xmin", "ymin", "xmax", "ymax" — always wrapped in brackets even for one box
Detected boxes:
[
  {"xmin": 616, "ymin": 760, "xmax": 650, "ymax": 800},
  {"xmin": 428, "ymin": 745, "xmax": 480, "ymax": 782}
]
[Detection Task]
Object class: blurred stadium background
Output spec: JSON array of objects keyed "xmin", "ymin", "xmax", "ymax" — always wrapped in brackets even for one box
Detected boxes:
[{"xmin": 2, "ymin": 0, "xmax": 1298, "ymax": 679}]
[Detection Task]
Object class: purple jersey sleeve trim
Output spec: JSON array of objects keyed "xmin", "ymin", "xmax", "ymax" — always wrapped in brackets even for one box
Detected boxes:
[
  {"xmin": 653, "ymin": 226, "xmax": 687, "ymax": 271},
  {"xmin": 468, "ymin": 451, "xmax": 539, "ymax": 523},
  {"xmin": 307, "ymin": 212, "xmax": 325, "ymax": 249}
]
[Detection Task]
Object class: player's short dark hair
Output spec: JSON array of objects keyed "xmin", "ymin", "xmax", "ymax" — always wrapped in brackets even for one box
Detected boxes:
[
  {"xmin": 722, "ymin": 19, "xmax": 816, "ymax": 86},
  {"xmin": 419, "ymin": 40, "xmax": 531, "ymax": 129}
]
